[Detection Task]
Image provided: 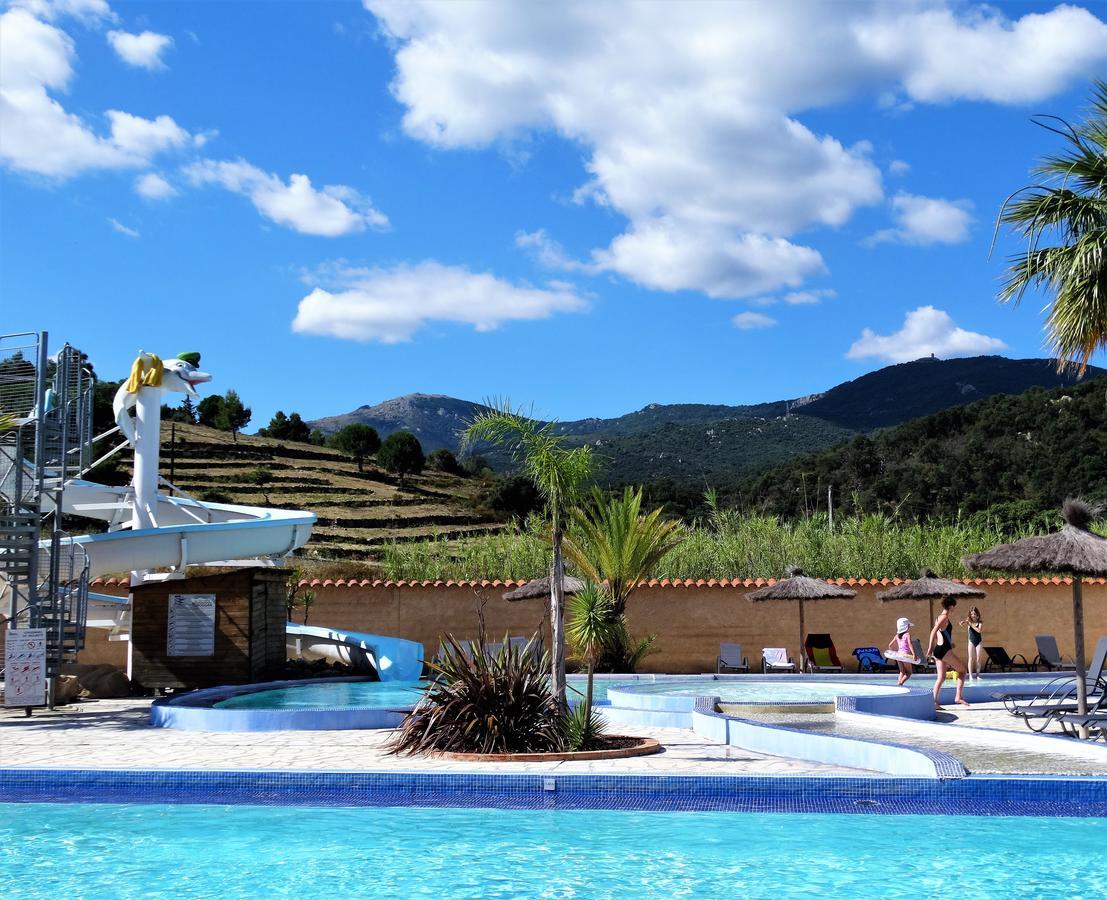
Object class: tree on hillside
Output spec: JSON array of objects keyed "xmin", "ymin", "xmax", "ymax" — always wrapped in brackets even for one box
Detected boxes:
[
  {"xmin": 463, "ymin": 401, "xmax": 594, "ymax": 706},
  {"xmin": 427, "ymin": 447, "xmax": 462, "ymax": 474},
  {"xmin": 329, "ymin": 423, "xmax": 381, "ymax": 472},
  {"xmin": 218, "ymin": 390, "xmax": 251, "ymax": 442},
  {"xmin": 997, "ymin": 80, "xmax": 1107, "ymax": 372},
  {"xmin": 309, "ymin": 428, "xmax": 326, "ymax": 446},
  {"xmin": 378, "ymin": 430, "xmax": 424, "ymax": 486},
  {"xmin": 259, "ymin": 410, "xmax": 312, "ymax": 443},
  {"xmin": 197, "ymin": 394, "xmax": 225, "ymax": 428},
  {"xmin": 246, "ymin": 466, "xmax": 273, "ymax": 504}
]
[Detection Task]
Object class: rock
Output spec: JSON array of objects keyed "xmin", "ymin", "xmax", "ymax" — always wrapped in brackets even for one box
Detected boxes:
[
  {"xmin": 60, "ymin": 663, "xmax": 131, "ymax": 698},
  {"xmin": 54, "ymin": 674, "xmax": 82, "ymax": 705}
]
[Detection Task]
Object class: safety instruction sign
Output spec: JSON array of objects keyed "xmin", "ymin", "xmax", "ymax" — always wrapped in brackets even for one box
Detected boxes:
[
  {"xmin": 167, "ymin": 594, "xmax": 216, "ymax": 657},
  {"xmin": 4, "ymin": 628, "xmax": 47, "ymax": 707}
]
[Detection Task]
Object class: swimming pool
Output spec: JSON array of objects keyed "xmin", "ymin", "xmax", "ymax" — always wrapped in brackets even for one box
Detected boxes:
[
  {"xmin": 4, "ymin": 802, "xmax": 1105, "ymax": 898},
  {"xmin": 214, "ymin": 680, "xmax": 430, "ymax": 710},
  {"xmin": 616, "ymin": 679, "xmax": 898, "ymax": 703}
]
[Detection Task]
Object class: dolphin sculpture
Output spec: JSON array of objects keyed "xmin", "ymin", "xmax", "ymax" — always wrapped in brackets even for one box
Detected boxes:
[{"xmin": 113, "ymin": 351, "xmax": 211, "ymax": 445}]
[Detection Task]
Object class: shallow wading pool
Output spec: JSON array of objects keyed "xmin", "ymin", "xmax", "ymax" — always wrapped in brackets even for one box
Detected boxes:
[{"xmin": 4, "ymin": 802, "xmax": 1106, "ymax": 899}]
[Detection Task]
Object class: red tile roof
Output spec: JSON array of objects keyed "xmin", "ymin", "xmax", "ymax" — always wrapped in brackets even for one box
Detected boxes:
[{"xmin": 89, "ymin": 575, "xmax": 1107, "ymax": 589}]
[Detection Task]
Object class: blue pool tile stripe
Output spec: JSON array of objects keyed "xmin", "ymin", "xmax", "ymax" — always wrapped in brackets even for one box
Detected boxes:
[{"xmin": 1, "ymin": 769, "xmax": 1106, "ymax": 817}]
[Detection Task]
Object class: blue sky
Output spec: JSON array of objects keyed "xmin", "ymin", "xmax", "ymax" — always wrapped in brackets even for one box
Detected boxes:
[{"xmin": 3, "ymin": 0, "xmax": 1106, "ymax": 430}]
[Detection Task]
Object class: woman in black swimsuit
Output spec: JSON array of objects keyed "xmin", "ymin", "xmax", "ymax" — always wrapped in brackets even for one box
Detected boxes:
[{"xmin": 927, "ymin": 597, "xmax": 969, "ymax": 710}]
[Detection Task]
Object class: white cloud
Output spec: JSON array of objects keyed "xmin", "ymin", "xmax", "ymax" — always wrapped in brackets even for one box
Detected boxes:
[
  {"xmin": 0, "ymin": 7, "xmax": 192, "ymax": 178},
  {"xmin": 292, "ymin": 261, "xmax": 587, "ymax": 342},
  {"xmin": 183, "ymin": 159, "xmax": 389, "ymax": 236},
  {"xmin": 134, "ymin": 171, "xmax": 176, "ymax": 199},
  {"xmin": 515, "ymin": 229, "xmax": 592, "ymax": 272},
  {"xmin": 12, "ymin": 0, "xmax": 113, "ymax": 23},
  {"xmin": 732, "ymin": 311, "xmax": 777, "ymax": 330},
  {"xmin": 888, "ymin": 159, "xmax": 910, "ymax": 176},
  {"xmin": 107, "ymin": 217, "xmax": 139, "ymax": 237},
  {"xmin": 751, "ymin": 288, "xmax": 837, "ymax": 307},
  {"xmin": 594, "ymin": 221, "xmax": 826, "ymax": 299},
  {"xmin": 847, "ymin": 306, "xmax": 1006, "ymax": 363},
  {"xmin": 365, "ymin": 1, "xmax": 1107, "ymax": 300},
  {"xmin": 855, "ymin": 5, "xmax": 1107, "ymax": 105},
  {"xmin": 868, "ymin": 192, "xmax": 973, "ymax": 246},
  {"xmin": 107, "ymin": 30, "xmax": 173, "ymax": 70}
]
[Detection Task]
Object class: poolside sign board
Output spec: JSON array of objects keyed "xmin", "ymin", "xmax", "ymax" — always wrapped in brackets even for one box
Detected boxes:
[
  {"xmin": 4, "ymin": 628, "xmax": 47, "ymax": 707},
  {"xmin": 167, "ymin": 594, "xmax": 217, "ymax": 657}
]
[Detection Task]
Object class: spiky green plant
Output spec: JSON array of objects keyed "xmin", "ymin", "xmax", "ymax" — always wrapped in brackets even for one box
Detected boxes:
[
  {"xmin": 563, "ymin": 486, "xmax": 683, "ymax": 615},
  {"xmin": 388, "ymin": 632, "xmax": 563, "ymax": 755},
  {"xmin": 996, "ymin": 80, "xmax": 1107, "ymax": 372},
  {"xmin": 565, "ymin": 581, "xmax": 615, "ymax": 718},
  {"xmin": 462, "ymin": 400, "xmax": 594, "ymax": 705}
]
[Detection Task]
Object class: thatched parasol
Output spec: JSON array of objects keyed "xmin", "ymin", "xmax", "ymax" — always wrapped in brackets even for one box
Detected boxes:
[
  {"xmin": 746, "ymin": 566, "xmax": 856, "ymax": 660},
  {"xmin": 878, "ymin": 567, "xmax": 987, "ymax": 633},
  {"xmin": 963, "ymin": 499, "xmax": 1107, "ymax": 716},
  {"xmin": 503, "ymin": 575, "xmax": 585, "ymax": 601}
]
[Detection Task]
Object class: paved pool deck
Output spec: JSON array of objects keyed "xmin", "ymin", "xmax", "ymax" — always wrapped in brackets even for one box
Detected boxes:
[{"xmin": 0, "ymin": 698, "xmax": 871, "ymax": 776}]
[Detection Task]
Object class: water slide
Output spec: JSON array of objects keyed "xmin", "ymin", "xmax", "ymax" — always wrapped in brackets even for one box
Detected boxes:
[
  {"xmin": 286, "ymin": 623, "xmax": 424, "ymax": 682},
  {"xmin": 20, "ymin": 349, "xmax": 422, "ymax": 681}
]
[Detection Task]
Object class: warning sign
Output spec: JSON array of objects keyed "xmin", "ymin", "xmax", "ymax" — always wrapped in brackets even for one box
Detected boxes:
[{"xmin": 4, "ymin": 628, "xmax": 48, "ymax": 707}]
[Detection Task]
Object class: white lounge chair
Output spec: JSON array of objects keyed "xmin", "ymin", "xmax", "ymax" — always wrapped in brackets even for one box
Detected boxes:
[
  {"xmin": 1033, "ymin": 635, "xmax": 1076, "ymax": 672},
  {"xmin": 761, "ymin": 647, "xmax": 796, "ymax": 673},
  {"xmin": 717, "ymin": 643, "xmax": 750, "ymax": 673}
]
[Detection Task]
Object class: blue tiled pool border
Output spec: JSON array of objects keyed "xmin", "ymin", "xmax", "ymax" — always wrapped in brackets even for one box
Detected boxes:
[{"xmin": 2, "ymin": 769, "xmax": 1106, "ymax": 816}]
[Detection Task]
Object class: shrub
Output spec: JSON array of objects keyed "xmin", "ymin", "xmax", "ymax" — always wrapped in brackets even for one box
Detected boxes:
[{"xmin": 389, "ymin": 632, "xmax": 563, "ymax": 755}]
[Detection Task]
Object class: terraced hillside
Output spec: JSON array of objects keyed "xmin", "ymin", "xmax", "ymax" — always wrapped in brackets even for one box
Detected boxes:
[{"xmin": 129, "ymin": 423, "xmax": 504, "ymax": 562}]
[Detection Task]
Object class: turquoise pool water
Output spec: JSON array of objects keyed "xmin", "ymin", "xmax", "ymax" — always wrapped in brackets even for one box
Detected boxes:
[
  {"xmin": 214, "ymin": 680, "xmax": 429, "ymax": 710},
  {"xmin": 613, "ymin": 679, "xmax": 898, "ymax": 703},
  {"xmin": 3, "ymin": 803, "xmax": 1104, "ymax": 898}
]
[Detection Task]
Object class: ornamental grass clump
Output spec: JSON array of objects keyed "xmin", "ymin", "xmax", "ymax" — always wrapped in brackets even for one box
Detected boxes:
[{"xmin": 388, "ymin": 632, "xmax": 564, "ymax": 756}]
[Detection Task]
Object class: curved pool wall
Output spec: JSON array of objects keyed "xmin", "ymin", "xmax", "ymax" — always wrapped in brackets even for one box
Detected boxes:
[
  {"xmin": 601, "ymin": 677, "xmax": 924, "ymax": 730},
  {"xmin": 691, "ymin": 699, "xmax": 966, "ymax": 778},
  {"xmin": 151, "ymin": 677, "xmax": 415, "ymax": 732}
]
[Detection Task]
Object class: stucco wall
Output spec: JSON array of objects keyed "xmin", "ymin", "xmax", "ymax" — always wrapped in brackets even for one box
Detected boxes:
[
  {"xmin": 79, "ymin": 577, "xmax": 1107, "ymax": 675},
  {"xmin": 287, "ymin": 578, "xmax": 1107, "ymax": 674}
]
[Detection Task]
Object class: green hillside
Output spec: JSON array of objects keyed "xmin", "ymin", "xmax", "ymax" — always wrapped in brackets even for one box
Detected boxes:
[{"xmin": 742, "ymin": 377, "xmax": 1107, "ymax": 523}]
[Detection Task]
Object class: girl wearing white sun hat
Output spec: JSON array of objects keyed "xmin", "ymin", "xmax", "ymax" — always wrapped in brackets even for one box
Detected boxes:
[{"xmin": 886, "ymin": 616, "xmax": 919, "ymax": 686}]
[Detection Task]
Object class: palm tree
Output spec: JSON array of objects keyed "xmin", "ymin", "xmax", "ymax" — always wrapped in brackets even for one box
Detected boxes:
[
  {"xmin": 996, "ymin": 80, "xmax": 1107, "ymax": 373},
  {"xmin": 563, "ymin": 486, "xmax": 684, "ymax": 615},
  {"xmin": 565, "ymin": 580, "xmax": 616, "ymax": 730},
  {"xmin": 462, "ymin": 400, "xmax": 593, "ymax": 705}
]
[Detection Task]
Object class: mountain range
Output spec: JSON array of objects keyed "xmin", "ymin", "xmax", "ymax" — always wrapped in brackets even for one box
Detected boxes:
[{"xmin": 308, "ymin": 356, "xmax": 1105, "ymax": 485}]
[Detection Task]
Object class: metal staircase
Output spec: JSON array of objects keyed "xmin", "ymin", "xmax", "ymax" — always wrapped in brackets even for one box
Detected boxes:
[{"xmin": 1, "ymin": 332, "xmax": 95, "ymax": 698}]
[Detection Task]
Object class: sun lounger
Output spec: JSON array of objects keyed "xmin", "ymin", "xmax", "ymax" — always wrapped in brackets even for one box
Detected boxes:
[
  {"xmin": 1033, "ymin": 635, "xmax": 1076, "ymax": 671},
  {"xmin": 717, "ymin": 643, "xmax": 750, "ymax": 673},
  {"xmin": 853, "ymin": 646, "xmax": 898, "ymax": 673},
  {"xmin": 984, "ymin": 646, "xmax": 1035, "ymax": 672},
  {"xmin": 802, "ymin": 634, "xmax": 843, "ymax": 673},
  {"xmin": 1054, "ymin": 710, "xmax": 1107, "ymax": 740},
  {"xmin": 761, "ymin": 647, "xmax": 796, "ymax": 673},
  {"xmin": 999, "ymin": 637, "xmax": 1107, "ymax": 713}
]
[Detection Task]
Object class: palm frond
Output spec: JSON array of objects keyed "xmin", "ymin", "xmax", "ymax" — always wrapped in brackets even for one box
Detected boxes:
[{"xmin": 998, "ymin": 80, "xmax": 1107, "ymax": 373}]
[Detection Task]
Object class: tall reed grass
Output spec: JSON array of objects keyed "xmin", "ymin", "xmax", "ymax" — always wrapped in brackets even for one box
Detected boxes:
[{"xmin": 377, "ymin": 512, "xmax": 1060, "ymax": 582}]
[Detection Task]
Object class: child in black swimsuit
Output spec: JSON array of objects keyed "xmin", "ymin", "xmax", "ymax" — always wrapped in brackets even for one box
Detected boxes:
[
  {"xmin": 960, "ymin": 606, "xmax": 983, "ymax": 682},
  {"xmin": 927, "ymin": 597, "xmax": 969, "ymax": 710}
]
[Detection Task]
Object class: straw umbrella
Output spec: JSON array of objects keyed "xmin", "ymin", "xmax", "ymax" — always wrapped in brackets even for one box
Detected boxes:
[
  {"xmin": 746, "ymin": 566, "xmax": 856, "ymax": 666},
  {"xmin": 877, "ymin": 568, "xmax": 987, "ymax": 642},
  {"xmin": 503, "ymin": 575, "xmax": 585, "ymax": 601},
  {"xmin": 963, "ymin": 500, "xmax": 1107, "ymax": 716}
]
